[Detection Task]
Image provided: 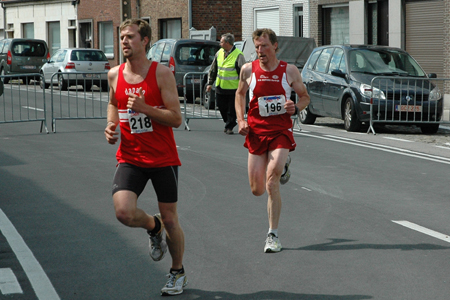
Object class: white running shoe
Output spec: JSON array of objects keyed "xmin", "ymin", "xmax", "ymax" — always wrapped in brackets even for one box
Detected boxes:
[
  {"xmin": 280, "ymin": 155, "xmax": 291, "ymax": 185},
  {"xmin": 264, "ymin": 233, "xmax": 282, "ymax": 253},
  {"xmin": 161, "ymin": 269, "xmax": 188, "ymax": 296},
  {"xmin": 148, "ymin": 213, "xmax": 167, "ymax": 261}
]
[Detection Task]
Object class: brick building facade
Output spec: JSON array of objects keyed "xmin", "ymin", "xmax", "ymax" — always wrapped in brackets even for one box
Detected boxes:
[
  {"xmin": 77, "ymin": 0, "xmax": 138, "ymax": 67},
  {"xmin": 191, "ymin": 0, "xmax": 242, "ymax": 42}
]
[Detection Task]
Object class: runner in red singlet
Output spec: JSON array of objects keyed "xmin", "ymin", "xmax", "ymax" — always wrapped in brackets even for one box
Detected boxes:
[
  {"xmin": 235, "ymin": 28, "xmax": 310, "ymax": 253},
  {"xmin": 104, "ymin": 19, "xmax": 187, "ymax": 296}
]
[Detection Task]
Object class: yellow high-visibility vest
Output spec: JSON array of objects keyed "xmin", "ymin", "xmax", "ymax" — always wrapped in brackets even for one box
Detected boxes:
[{"xmin": 216, "ymin": 48, "xmax": 243, "ymax": 90}]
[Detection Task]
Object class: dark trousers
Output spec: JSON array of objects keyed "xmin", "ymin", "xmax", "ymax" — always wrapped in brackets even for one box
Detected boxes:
[{"xmin": 216, "ymin": 92, "xmax": 237, "ymax": 130}]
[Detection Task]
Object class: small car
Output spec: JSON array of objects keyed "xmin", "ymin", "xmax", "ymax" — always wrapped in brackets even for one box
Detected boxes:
[
  {"xmin": 147, "ymin": 39, "xmax": 220, "ymax": 101},
  {"xmin": 0, "ymin": 38, "xmax": 49, "ymax": 84},
  {"xmin": 300, "ymin": 45, "xmax": 443, "ymax": 133},
  {"xmin": 40, "ymin": 48, "xmax": 110, "ymax": 91}
]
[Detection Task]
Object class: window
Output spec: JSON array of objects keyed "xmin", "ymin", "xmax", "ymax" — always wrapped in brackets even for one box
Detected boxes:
[
  {"xmin": 294, "ymin": 5, "xmax": 304, "ymax": 37},
  {"xmin": 307, "ymin": 50, "xmax": 321, "ymax": 70},
  {"xmin": 153, "ymin": 43, "xmax": 165, "ymax": 61},
  {"xmin": 68, "ymin": 20, "xmax": 76, "ymax": 48},
  {"xmin": 47, "ymin": 22, "xmax": 61, "ymax": 55},
  {"xmin": 314, "ymin": 48, "xmax": 334, "ymax": 73},
  {"xmin": 22, "ymin": 23, "xmax": 34, "ymax": 39},
  {"xmin": 79, "ymin": 21, "xmax": 92, "ymax": 48},
  {"xmin": 322, "ymin": 5, "xmax": 349, "ymax": 45},
  {"xmin": 99, "ymin": 21, "xmax": 114, "ymax": 59},
  {"xmin": 328, "ymin": 48, "xmax": 344, "ymax": 74},
  {"xmin": 161, "ymin": 44, "xmax": 172, "ymax": 62},
  {"xmin": 160, "ymin": 19, "xmax": 181, "ymax": 39},
  {"xmin": 368, "ymin": 0, "xmax": 388, "ymax": 46},
  {"xmin": 255, "ymin": 8, "xmax": 279, "ymax": 35}
]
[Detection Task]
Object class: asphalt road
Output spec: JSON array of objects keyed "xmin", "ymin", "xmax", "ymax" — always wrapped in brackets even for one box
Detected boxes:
[{"xmin": 1, "ymin": 113, "xmax": 450, "ymax": 300}]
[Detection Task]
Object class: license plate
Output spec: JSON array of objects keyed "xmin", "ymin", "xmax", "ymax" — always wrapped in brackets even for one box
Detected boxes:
[
  {"xmin": 21, "ymin": 65, "xmax": 36, "ymax": 70},
  {"xmin": 395, "ymin": 105, "xmax": 422, "ymax": 112},
  {"xmin": 84, "ymin": 74, "xmax": 100, "ymax": 78}
]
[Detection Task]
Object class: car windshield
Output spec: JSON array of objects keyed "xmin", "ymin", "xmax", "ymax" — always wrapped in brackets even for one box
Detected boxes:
[
  {"xmin": 70, "ymin": 50, "xmax": 107, "ymax": 61},
  {"xmin": 349, "ymin": 49, "xmax": 426, "ymax": 77},
  {"xmin": 175, "ymin": 44, "xmax": 220, "ymax": 66}
]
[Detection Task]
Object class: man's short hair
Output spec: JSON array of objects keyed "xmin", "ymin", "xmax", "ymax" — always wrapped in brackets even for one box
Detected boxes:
[
  {"xmin": 252, "ymin": 28, "xmax": 278, "ymax": 52},
  {"xmin": 120, "ymin": 18, "xmax": 152, "ymax": 52},
  {"xmin": 222, "ymin": 33, "xmax": 235, "ymax": 46}
]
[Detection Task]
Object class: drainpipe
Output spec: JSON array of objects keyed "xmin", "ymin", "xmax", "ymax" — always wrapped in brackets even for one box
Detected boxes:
[
  {"xmin": 1, "ymin": 2, "xmax": 6, "ymax": 39},
  {"xmin": 136, "ymin": 0, "xmax": 140, "ymax": 18},
  {"xmin": 188, "ymin": 0, "xmax": 192, "ymax": 29}
]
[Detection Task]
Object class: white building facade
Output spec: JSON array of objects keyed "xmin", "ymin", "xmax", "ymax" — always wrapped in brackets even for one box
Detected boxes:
[
  {"xmin": 2, "ymin": 0, "xmax": 77, "ymax": 55},
  {"xmin": 242, "ymin": 0, "xmax": 311, "ymax": 39}
]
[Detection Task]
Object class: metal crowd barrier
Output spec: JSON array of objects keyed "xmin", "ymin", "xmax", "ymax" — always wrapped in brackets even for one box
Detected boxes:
[
  {"xmin": 182, "ymin": 72, "xmax": 222, "ymax": 131},
  {"xmin": 368, "ymin": 76, "xmax": 449, "ymax": 135},
  {"xmin": 50, "ymin": 71, "xmax": 109, "ymax": 132},
  {"xmin": 0, "ymin": 73, "xmax": 48, "ymax": 133}
]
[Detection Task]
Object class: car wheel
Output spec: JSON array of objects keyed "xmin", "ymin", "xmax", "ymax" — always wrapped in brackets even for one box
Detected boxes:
[
  {"xmin": 1, "ymin": 69, "xmax": 9, "ymax": 84},
  {"xmin": 58, "ymin": 73, "xmax": 68, "ymax": 91},
  {"xmin": 299, "ymin": 106, "xmax": 316, "ymax": 124},
  {"xmin": 84, "ymin": 82, "xmax": 92, "ymax": 92},
  {"xmin": 202, "ymin": 84, "xmax": 215, "ymax": 109},
  {"xmin": 39, "ymin": 74, "xmax": 49, "ymax": 89},
  {"xmin": 420, "ymin": 124, "xmax": 439, "ymax": 134},
  {"xmin": 100, "ymin": 80, "xmax": 108, "ymax": 92},
  {"xmin": 185, "ymin": 93, "xmax": 194, "ymax": 103},
  {"xmin": 343, "ymin": 97, "xmax": 361, "ymax": 132}
]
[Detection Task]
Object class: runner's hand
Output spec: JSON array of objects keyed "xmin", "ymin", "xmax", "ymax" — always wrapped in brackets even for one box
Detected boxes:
[{"xmin": 105, "ymin": 123, "xmax": 119, "ymax": 145}]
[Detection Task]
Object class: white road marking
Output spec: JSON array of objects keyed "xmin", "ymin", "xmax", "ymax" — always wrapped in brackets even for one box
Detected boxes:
[
  {"xmin": 301, "ymin": 187, "xmax": 312, "ymax": 192},
  {"xmin": 22, "ymin": 106, "xmax": 44, "ymax": 111},
  {"xmin": 435, "ymin": 145, "xmax": 450, "ymax": 150},
  {"xmin": 383, "ymin": 137, "xmax": 414, "ymax": 142},
  {"xmin": 0, "ymin": 268, "xmax": 23, "ymax": 295},
  {"xmin": 0, "ymin": 209, "xmax": 60, "ymax": 299},
  {"xmin": 392, "ymin": 220, "xmax": 450, "ymax": 243},
  {"xmin": 297, "ymin": 132, "xmax": 450, "ymax": 165}
]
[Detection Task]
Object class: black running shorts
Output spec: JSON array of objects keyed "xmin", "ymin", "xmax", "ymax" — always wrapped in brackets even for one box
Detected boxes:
[{"xmin": 112, "ymin": 163, "xmax": 179, "ymax": 203}]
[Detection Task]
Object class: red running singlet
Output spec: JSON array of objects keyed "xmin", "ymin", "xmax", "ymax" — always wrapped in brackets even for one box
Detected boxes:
[
  {"xmin": 115, "ymin": 61, "xmax": 181, "ymax": 168},
  {"xmin": 247, "ymin": 60, "xmax": 293, "ymax": 135}
]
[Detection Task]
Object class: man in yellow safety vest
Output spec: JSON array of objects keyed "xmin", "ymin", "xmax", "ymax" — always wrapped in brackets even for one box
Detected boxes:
[{"xmin": 207, "ymin": 33, "xmax": 245, "ymax": 135}]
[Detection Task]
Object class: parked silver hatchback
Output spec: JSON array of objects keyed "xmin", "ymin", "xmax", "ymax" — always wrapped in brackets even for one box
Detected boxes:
[{"xmin": 40, "ymin": 48, "xmax": 110, "ymax": 91}]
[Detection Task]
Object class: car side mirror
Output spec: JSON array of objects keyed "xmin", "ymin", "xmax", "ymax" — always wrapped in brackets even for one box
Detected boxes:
[
  {"xmin": 331, "ymin": 69, "xmax": 347, "ymax": 79},
  {"xmin": 428, "ymin": 73, "xmax": 437, "ymax": 78}
]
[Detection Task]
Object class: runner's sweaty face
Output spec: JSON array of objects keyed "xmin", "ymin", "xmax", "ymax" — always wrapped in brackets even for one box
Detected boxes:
[
  {"xmin": 120, "ymin": 24, "xmax": 145, "ymax": 59},
  {"xmin": 254, "ymin": 34, "xmax": 277, "ymax": 65}
]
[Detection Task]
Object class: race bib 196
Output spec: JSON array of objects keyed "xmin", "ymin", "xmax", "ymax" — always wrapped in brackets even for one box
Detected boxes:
[
  {"xmin": 258, "ymin": 94, "xmax": 286, "ymax": 117},
  {"xmin": 128, "ymin": 109, "xmax": 153, "ymax": 134}
]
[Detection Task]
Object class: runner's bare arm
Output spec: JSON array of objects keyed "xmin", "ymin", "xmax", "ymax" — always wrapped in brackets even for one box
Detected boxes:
[
  {"xmin": 105, "ymin": 66, "xmax": 120, "ymax": 144},
  {"xmin": 236, "ymin": 62, "xmax": 252, "ymax": 136},
  {"xmin": 127, "ymin": 64, "xmax": 182, "ymax": 128},
  {"xmin": 286, "ymin": 64, "xmax": 310, "ymax": 114}
]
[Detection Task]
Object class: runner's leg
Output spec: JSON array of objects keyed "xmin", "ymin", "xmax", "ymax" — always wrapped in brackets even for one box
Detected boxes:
[
  {"xmin": 248, "ymin": 152, "xmax": 268, "ymax": 196},
  {"xmin": 159, "ymin": 202, "xmax": 184, "ymax": 270},
  {"xmin": 265, "ymin": 148, "xmax": 289, "ymax": 229}
]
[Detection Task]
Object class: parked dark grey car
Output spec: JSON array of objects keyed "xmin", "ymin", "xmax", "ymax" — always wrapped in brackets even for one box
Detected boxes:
[
  {"xmin": 147, "ymin": 39, "xmax": 220, "ymax": 101},
  {"xmin": 0, "ymin": 38, "xmax": 49, "ymax": 84},
  {"xmin": 300, "ymin": 45, "xmax": 443, "ymax": 133}
]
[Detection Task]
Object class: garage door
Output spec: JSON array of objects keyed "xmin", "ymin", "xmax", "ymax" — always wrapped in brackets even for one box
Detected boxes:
[
  {"xmin": 255, "ymin": 8, "xmax": 280, "ymax": 35},
  {"xmin": 405, "ymin": 0, "xmax": 443, "ymax": 77}
]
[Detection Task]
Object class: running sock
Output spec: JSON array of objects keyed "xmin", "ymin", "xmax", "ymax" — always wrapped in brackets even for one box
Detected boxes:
[
  {"xmin": 148, "ymin": 215, "xmax": 161, "ymax": 236},
  {"xmin": 268, "ymin": 229, "xmax": 278, "ymax": 237},
  {"xmin": 170, "ymin": 266, "xmax": 184, "ymax": 274}
]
